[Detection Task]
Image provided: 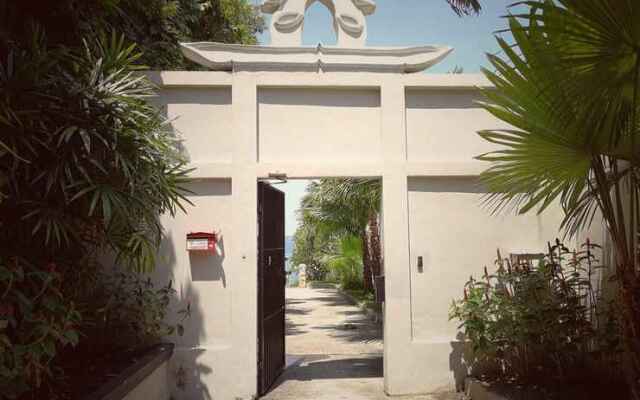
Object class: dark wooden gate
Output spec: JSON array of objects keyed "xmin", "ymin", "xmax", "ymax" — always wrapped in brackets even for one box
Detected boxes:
[{"xmin": 257, "ymin": 182, "xmax": 286, "ymax": 395}]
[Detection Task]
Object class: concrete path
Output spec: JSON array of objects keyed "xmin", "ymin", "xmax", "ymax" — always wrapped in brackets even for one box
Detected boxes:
[{"xmin": 262, "ymin": 287, "xmax": 461, "ymax": 400}]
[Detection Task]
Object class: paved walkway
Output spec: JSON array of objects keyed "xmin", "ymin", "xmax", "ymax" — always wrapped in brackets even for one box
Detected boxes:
[{"xmin": 262, "ymin": 287, "xmax": 461, "ymax": 400}]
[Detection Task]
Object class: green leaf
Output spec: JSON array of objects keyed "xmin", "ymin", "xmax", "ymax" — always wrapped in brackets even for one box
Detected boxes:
[{"xmin": 64, "ymin": 330, "xmax": 80, "ymax": 346}]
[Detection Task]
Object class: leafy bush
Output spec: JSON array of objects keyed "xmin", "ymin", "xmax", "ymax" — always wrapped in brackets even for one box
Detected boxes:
[
  {"xmin": 0, "ymin": 257, "xmax": 81, "ymax": 397},
  {"xmin": 0, "ymin": 259, "xmax": 187, "ymax": 399},
  {"xmin": 450, "ymin": 240, "xmax": 623, "ymax": 387},
  {"xmin": 290, "ymin": 223, "xmax": 330, "ymax": 282},
  {"xmin": 325, "ymin": 235, "xmax": 364, "ymax": 291},
  {"xmin": 2, "ymin": 0, "xmax": 265, "ymax": 70},
  {"xmin": 84, "ymin": 269, "xmax": 190, "ymax": 349},
  {"xmin": 0, "ymin": 31, "xmax": 191, "ymax": 272},
  {"xmin": 474, "ymin": 1, "xmax": 640, "ymax": 395},
  {"xmin": 0, "ymin": 31, "xmax": 191, "ymax": 398}
]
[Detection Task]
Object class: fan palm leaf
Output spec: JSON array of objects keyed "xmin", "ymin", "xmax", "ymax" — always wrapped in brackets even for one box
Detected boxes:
[
  {"xmin": 476, "ymin": 1, "xmax": 640, "ymax": 397},
  {"xmin": 478, "ymin": 3, "xmax": 639, "ymax": 234}
]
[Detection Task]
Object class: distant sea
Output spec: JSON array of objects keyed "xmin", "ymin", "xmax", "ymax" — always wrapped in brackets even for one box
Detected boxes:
[
  {"xmin": 285, "ymin": 236, "xmax": 297, "ymax": 286},
  {"xmin": 285, "ymin": 235, "xmax": 294, "ymax": 259}
]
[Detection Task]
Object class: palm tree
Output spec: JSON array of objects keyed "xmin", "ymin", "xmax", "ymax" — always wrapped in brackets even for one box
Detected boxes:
[
  {"xmin": 475, "ymin": 1, "xmax": 639, "ymax": 397},
  {"xmin": 300, "ymin": 178, "xmax": 381, "ymax": 292}
]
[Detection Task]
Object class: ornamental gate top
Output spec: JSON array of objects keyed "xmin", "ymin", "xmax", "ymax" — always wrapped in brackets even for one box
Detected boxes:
[
  {"xmin": 179, "ymin": 0, "xmax": 453, "ymax": 73},
  {"xmin": 261, "ymin": 0, "xmax": 376, "ymax": 48}
]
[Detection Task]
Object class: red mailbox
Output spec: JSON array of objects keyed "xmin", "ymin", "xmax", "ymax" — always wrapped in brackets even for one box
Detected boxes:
[{"xmin": 186, "ymin": 232, "xmax": 219, "ymax": 254}]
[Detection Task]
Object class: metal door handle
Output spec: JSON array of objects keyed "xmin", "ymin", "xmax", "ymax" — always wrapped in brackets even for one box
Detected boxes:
[{"xmin": 417, "ymin": 256, "xmax": 423, "ymax": 273}]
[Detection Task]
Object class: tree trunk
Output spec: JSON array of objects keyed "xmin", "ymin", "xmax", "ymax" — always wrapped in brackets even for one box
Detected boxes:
[
  {"xmin": 614, "ymin": 172, "xmax": 640, "ymax": 400},
  {"xmin": 368, "ymin": 213, "xmax": 382, "ymax": 277},
  {"xmin": 591, "ymin": 162, "xmax": 640, "ymax": 399},
  {"xmin": 361, "ymin": 231, "xmax": 373, "ymax": 293}
]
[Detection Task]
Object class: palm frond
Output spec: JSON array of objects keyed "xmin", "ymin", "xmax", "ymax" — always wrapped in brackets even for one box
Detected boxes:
[
  {"xmin": 299, "ymin": 178, "xmax": 381, "ymax": 237},
  {"xmin": 514, "ymin": 0, "xmax": 640, "ymax": 160},
  {"xmin": 477, "ymin": 2, "xmax": 639, "ymax": 240},
  {"xmin": 446, "ymin": 0, "xmax": 482, "ymax": 16}
]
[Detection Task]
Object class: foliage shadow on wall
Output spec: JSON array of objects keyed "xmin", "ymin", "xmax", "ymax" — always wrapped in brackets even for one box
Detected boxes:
[
  {"xmin": 405, "ymin": 89, "xmax": 481, "ymax": 110},
  {"xmin": 189, "ymin": 235, "xmax": 226, "ymax": 284},
  {"xmin": 156, "ymin": 233, "xmax": 214, "ymax": 400}
]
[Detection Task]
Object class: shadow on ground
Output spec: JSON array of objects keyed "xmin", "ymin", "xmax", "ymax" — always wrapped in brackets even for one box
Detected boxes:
[
  {"xmin": 313, "ymin": 320, "xmax": 382, "ymax": 344},
  {"xmin": 285, "ymin": 297, "xmax": 311, "ymax": 336},
  {"xmin": 279, "ymin": 354, "xmax": 383, "ymax": 381},
  {"xmin": 267, "ymin": 287, "xmax": 384, "ymax": 397}
]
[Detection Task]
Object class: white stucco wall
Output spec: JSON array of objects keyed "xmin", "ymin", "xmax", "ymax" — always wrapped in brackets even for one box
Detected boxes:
[
  {"xmin": 258, "ymin": 88, "xmax": 381, "ymax": 163},
  {"xmin": 153, "ymin": 179, "xmax": 246, "ymax": 400},
  {"xmin": 408, "ymin": 177, "xmax": 563, "ymax": 342},
  {"xmin": 406, "ymin": 89, "xmax": 509, "ymax": 164},
  {"xmin": 155, "ymin": 87, "xmax": 233, "ymax": 164},
  {"xmin": 148, "ymin": 71, "xmax": 567, "ymax": 399},
  {"xmin": 405, "ymin": 177, "xmax": 564, "ymax": 392}
]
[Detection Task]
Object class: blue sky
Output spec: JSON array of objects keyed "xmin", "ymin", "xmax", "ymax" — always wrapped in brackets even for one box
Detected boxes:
[
  {"xmin": 254, "ymin": 0, "xmax": 517, "ymax": 73},
  {"xmin": 279, "ymin": 180, "xmax": 310, "ymax": 237},
  {"xmin": 256, "ymin": 0, "xmax": 518, "ymax": 235}
]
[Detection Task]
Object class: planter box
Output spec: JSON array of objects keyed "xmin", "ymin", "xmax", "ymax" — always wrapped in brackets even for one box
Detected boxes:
[{"xmin": 84, "ymin": 343, "xmax": 174, "ymax": 400}]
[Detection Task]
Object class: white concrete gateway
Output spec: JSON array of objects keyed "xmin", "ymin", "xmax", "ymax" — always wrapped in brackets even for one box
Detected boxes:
[{"xmin": 149, "ymin": 1, "xmax": 565, "ymax": 399}]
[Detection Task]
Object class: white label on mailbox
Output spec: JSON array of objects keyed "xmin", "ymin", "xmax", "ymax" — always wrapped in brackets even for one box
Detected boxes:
[{"xmin": 187, "ymin": 239, "xmax": 210, "ymax": 251}]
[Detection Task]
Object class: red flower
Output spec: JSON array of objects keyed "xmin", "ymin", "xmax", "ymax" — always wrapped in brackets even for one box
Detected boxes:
[{"xmin": 46, "ymin": 263, "xmax": 57, "ymax": 273}]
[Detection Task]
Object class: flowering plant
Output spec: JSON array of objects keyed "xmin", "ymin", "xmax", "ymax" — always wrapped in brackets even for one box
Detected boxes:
[{"xmin": 450, "ymin": 240, "xmax": 622, "ymax": 385}]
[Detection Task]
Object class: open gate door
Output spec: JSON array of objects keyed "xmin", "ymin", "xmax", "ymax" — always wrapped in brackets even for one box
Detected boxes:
[{"xmin": 257, "ymin": 182, "xmax": 286, "ymax": 395}]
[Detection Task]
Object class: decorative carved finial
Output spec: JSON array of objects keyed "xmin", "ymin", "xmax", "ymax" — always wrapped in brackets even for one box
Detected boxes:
[
  {"xmin": 352, "ymin": 0, "xmax": 376, "ymax": 15},
  {"xmin": 260, "ymin": 0, "xmax": 376, "ymax": 48}
]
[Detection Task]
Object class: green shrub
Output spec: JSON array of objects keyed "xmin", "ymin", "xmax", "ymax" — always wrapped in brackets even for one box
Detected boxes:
[
  {"xmin": 83, "ymin": 269, "xmax": 190, "ymax": 349},
  {"xmin": 450, "ymin": 240, "xmax": 622, "ymax": 386},
  {"xmin": 0, "ymin": 31, "xmax": 191, "ymax": 273},
  {"xmin": 0, "ymin": 257, "xmax": 81, "ymax": 397},
  {"xmin": 0, "ymin": 31, "xmax": 191, "ymax": 398},
  {"xmin": 325, "ymin": 235, "xmax": 364, "ymax": 291},
  {"xmin": 1, "ymin": 0, "xmax": 265, "ymax": 70}
]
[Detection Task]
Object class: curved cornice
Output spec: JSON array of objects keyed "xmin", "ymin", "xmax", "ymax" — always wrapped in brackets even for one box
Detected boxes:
[{"xmin": 180, "ymin": 42, "xmax": 453, "ymax": 73}]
